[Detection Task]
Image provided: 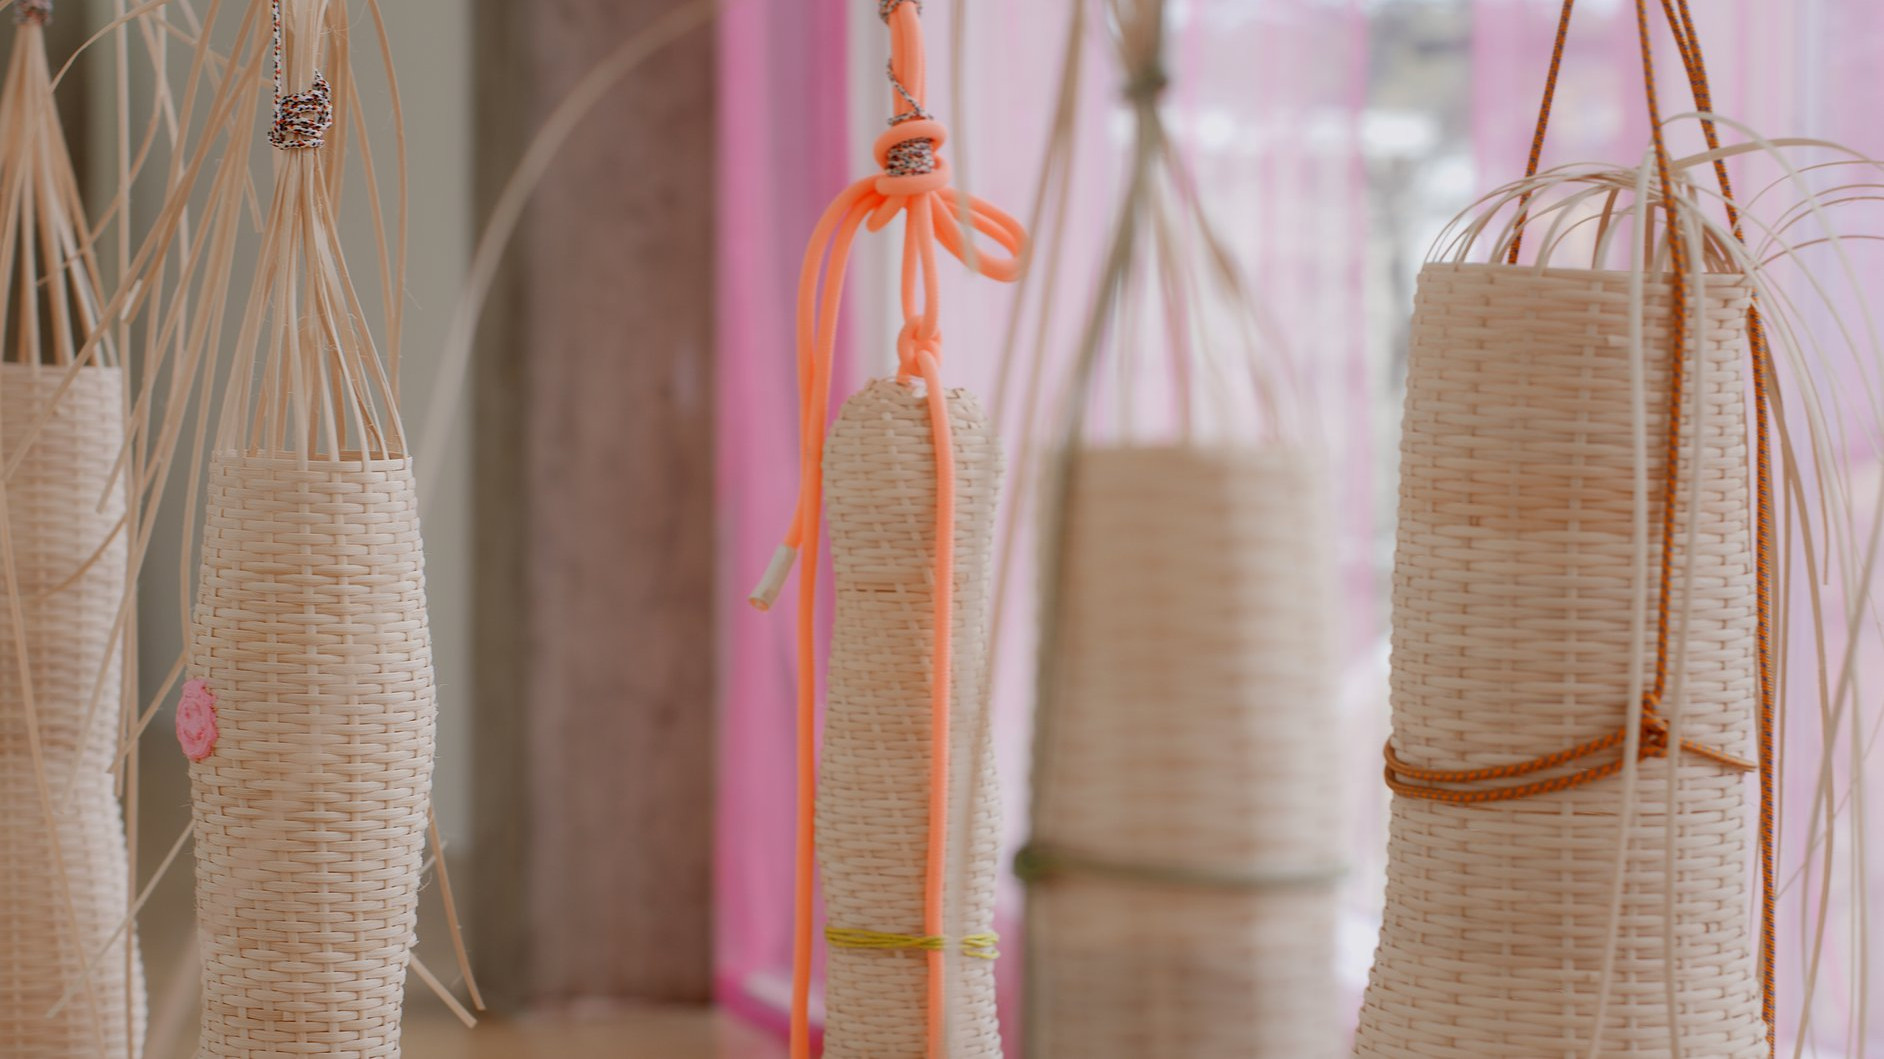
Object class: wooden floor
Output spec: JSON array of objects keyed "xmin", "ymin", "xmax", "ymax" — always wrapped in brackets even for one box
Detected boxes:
[{"xmin": 403, "ymin": 1007, "xmax": 789, "ymax": 1058}]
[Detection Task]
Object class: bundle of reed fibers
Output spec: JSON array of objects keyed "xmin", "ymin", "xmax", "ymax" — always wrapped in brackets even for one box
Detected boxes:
[
  {"xmin": 0, "ymin": 2, "xmax": 147, "ymax": 1054},
  {"xmin": 1356, "ymin": 2, "xmax": 1774, "ymax": 1054},
  {"xmin": 746, "ymin": 3, "xmax": 1024, "ymax": 1056},
  {"xmin": 183, "ymin": 2, "xmax": 440, "ymax": 1054},
  {"xmin": 1018, "ymin": 2, "xmax": 1343, "ymax": 1056}
]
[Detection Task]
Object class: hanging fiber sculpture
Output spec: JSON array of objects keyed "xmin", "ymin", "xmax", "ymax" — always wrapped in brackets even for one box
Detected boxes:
[
  {"xmin": 1357, "ymin": 2, "xmax": 1781, "ymax": 1055},
  {"xmin": 179, "ymin": 1, "xmax": 456, "ymax": 1053},
  {"xmin": 1017, "ymin": 2, "xmax": 1343, "ymax": 1056},
  {"xmin": 746, "ymin": 2, "xmax": 1024, "ymax": 1056},
  {"xmin": 0, "ymin": 2, "xmax": 147, "ymax": 1053}
]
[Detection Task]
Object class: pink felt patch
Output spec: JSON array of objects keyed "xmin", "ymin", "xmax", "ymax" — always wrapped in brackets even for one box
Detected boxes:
[{"xmin": 176, "ymin": 679, "xmax": 219, "ymax": 762}]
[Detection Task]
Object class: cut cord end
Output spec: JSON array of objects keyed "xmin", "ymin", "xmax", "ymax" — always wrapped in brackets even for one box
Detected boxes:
[{"xmin": 748, "ymin": 545, "xmax": 798, "ymax": 612}]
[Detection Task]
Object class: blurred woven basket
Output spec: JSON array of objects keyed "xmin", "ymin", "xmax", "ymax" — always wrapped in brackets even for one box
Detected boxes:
[
  {"xmin": 0, "ymin": 365, "xmax": 144, "ymax": 1057},
  {"xmin": 818, "ymin": 379, "xmax": 1004, "ymax": 1058},
  {"xmin": 1026, "ymin": 444, "xmax": 1342, "ymax": 1059},
  {"xmin": 1353, "ymin": 262, "xmax": 1765, "ymax": 1057},
  {"xmin": 0, "ymin": 5, "xmax": 146, "ymax": 1052}
]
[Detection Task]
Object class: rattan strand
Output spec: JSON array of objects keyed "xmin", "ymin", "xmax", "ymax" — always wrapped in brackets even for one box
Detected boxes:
[
  {"xmin": 818, "ymin": 379, "xmax": 1003, "ymax": 1058},
  {"xmin": 187, "ymin": 452, "xmax": 435, "ymax": 1059},
  {"xmin": 1353, "ymin": 263, "xmax": 1764, "ymax": 1058},
  {"xmin": 1029, "ymin": 446, "xmax": 1342, "ymax": 1058},
  {"xmin": 0, "ymin": 365, "xmax": 146, "ymax": 1057}
]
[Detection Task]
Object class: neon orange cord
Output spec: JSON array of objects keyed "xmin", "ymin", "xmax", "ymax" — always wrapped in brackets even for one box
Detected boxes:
[{"xmin": 752, "ymin": 4, "xmax": 1024, "ymax": 1057}]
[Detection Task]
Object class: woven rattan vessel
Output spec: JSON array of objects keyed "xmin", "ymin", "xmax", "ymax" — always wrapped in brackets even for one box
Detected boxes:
[
  {"xmin": 0, "ymin": 365, "xmax": 145, "ymax": 1057},
  {"xmin": 1026, "ymin": 445, "xmax": 1341, "ymax": 1058},
  {"xmin": 186, "ymin": 451, "xmax": 434, "ymax": 1058},
  {"xmin": 1353, "ymin": 262, "xmax": 1765, "ymax": 1058},
  {"xmin": 817, "ymin": 378, "xmax": 1003, "ymax": 1059}
]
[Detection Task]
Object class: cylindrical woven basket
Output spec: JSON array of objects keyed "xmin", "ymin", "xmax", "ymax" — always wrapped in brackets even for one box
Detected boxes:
[
  {"xmin": 1027, "ymin": 444, "xmax": 1342, "ymax": 1059},
  {"xmin": 0, "ymin": 364, "xmax": 146, "ymax": 1057},
  {"xmin": 817, "ymin": 378, "xmax": 1004, "ymax": 1058},
  {"xmin": 1354, "ymin": 262, "xmax": 1764, "ymax": 1058},
  {"xmin": 186, "ymin": 451, "xmax": 435, "ymax": 1059}
]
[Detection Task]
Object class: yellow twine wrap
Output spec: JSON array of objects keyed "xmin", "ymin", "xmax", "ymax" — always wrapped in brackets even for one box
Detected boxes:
[{"xmin": 825, "ymin": 927, "xmax": 1001, "ymax": 960}]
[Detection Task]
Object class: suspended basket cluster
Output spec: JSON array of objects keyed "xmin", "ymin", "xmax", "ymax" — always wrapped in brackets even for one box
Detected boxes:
[
  {"xmin": 0, "ymin": 2, "xmax": 145, "ymax": 1053},
  {"xmin": 1017, "ymin": 1, "xmax": 1344, "ymax": 1055}
]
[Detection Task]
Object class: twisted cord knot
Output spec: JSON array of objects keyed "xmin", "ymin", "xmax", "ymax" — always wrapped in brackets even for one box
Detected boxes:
[
  {"xmin": 878, "ymin": 0, "xmax": 921, "ymax": 21},
  {"xmin": 269, "ymin": 73, "xmax": 333, "ymax": 150},
  {"xmin": 1123, "ymin": 63, "xmax": 1170, "ymax": 105},
  {"xmin": 14, "ymin": 0, "xmax": 50, "ymax": 25}
]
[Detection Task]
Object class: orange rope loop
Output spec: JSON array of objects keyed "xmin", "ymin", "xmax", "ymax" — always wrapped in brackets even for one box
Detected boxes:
[{"xmin": 749, "ymin": 5, "xmax": 1024, "ymax": 1059}]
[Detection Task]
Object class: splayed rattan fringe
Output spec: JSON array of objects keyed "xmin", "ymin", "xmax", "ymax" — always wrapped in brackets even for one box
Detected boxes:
[
  {"xmin": 1027, "ymin": 445, "xmax": 1341, "ymax": 1058},
  {"xmin": 187, "ymin": 452, "xmax": 435, "ymax": 1059},
  {"xmin": 1354, "ymin": 263, "xmax": 1764, "ymax": 1058},
  {"xmin": 0, "ymin": 365, "xmax": 145, "ymax": 1057},
  {"xmin": 818, "ymin": 379, "xmax": 1003, "ymax": 1058}
]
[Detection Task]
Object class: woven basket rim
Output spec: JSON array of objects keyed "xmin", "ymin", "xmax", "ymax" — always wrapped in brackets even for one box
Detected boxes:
[
  {"xmin": 213, "ymin": 448, "xmax": 414, "ymax": 470},
  {"xmin": 1427, "ymin": 258, "xmax": 1754, "ymax": 287}
]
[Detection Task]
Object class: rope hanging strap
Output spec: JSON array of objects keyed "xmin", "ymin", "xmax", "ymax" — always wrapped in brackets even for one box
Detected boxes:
[
  {"xmin": 1388, "ymin": 0, "xmax": 1777, "ymax": 1049},
  {"xmin": 749, "ymin": 4, "xmax": 1024, "ymax": 1059}
]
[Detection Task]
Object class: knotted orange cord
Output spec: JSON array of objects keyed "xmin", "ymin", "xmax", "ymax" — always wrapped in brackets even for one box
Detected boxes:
[
  {"xmin": 747, "ymin": 3, "xmax": 1024, "ymax": 1058},
  {"xmin": 1390, "ymin": 0, "xmax": 1778, "ymax": 1048}
]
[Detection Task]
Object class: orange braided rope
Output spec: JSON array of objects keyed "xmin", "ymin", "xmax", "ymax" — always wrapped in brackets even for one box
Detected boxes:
[
  {"xmin": 1388, "ymin": 1, "xmax": 1777, "ymax": 1049},
  {"xmin": 748, "ymin": 4, "xmax": 1024, "ymax": 1057}
]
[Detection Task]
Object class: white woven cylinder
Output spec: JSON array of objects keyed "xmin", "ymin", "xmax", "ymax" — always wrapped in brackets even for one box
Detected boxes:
[
  {"xmin": 187, "ymin": 452, "xmax": 435, "ymax": 1059},
  {"xmin": 0, "ymin": 365, "xmax": 146, "ymax": 1057},
  {"xmin": 1355, "ymin": 263, "xmax": 1764, "ymax": 1058},
  {"xmin": 817, "ymin": 378, "xmax": 1004, "ymax": 1058},
  {"xmin": 1027, "ymin": 445, "xmax": 1343, "ymax": 1059}
]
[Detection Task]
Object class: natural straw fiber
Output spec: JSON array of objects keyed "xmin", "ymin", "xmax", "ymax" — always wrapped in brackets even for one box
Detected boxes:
[
  {"xmin": 187, "ymin": 451, "xmax": 435, "ymax": 1059},
  {"xmin": 0, "ymin": 365, "xmax": 145, "ymax": 1057},
  {"xmin": 1354, "ymin": 262, "xmax": 1764, "ymax": 1058},
  {"xmin": 818, "ymin": 379, "xmax": 1003, "ymax": 1059},
  {"xmin": 1028, "ymin": 445, "xmax": 1342, "ymax": 1059}
]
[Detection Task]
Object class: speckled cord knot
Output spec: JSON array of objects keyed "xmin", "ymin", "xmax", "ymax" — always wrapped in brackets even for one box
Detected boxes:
[
  {"xmin": 878, "ymin": 0, "xmax": 920, "ymax": 21},
  {"xmin": 884, "ymin": 62, "xmax": 936, "ymax": 177},
  {"xmin": 14, "ymin": 0, "xmax": 51, "ymax": 25},
  {"xmin": 269, "ymin": 73, "xmax": 332, "ymax": 150}
]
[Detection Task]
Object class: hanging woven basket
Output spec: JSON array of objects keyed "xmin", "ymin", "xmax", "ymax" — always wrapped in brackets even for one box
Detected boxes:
[
  {"xmin": 1354, "ymin": 262, "xmax": 1765, "ymax": 1057},
  {"xmin": 176, "ymin": 2, "xmax": 449, "ymax": 1051},
  {"xmin": 1026, "ymin": 445, "xmax": 1342, "ymax": 1059},
  {"xmin": 818, "ymin": 379, "xmax": 1004, "ymax": 1058},
  {"xmin": 186, "ymin": 451, "xmax": 434, "ymax": 1058},
  {"xmin": 0, "ymin": 364, "xmax": 145, "ymax": 1057}
]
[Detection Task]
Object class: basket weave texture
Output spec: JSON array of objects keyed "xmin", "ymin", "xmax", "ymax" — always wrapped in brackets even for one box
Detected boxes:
[
  {"xmin": 1029, "ymin": 445, "xmax": 1342, "ymax": 1059},
  {"xmin": 187, "ymin": 452, "xmax": 435, "ymax": 1059},
  {"xmin": 0, "ymin": 364, "xmax": 146, "ymax": 1057},
  {"xmin": 1354, "ymin": 263, "xmax": 1764, "ymax": 1058},
  {"xmin": 818, "ymin": 379, "xmax": 1004, "ymax": 1058}
]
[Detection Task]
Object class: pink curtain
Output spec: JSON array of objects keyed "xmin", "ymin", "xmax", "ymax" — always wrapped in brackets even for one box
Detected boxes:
[{"xmin": 713, "ymin": 0, "xmax": 852, "ymax": 1036}]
